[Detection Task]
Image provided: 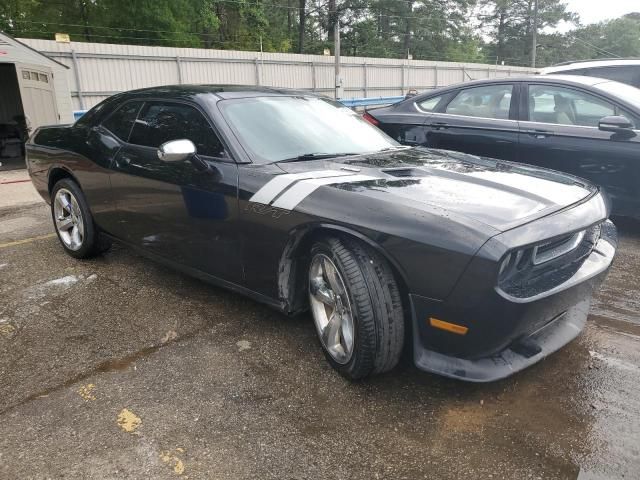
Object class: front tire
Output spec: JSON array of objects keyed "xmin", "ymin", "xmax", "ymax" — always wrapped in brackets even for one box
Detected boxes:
[
  {"xmin": 308, "ymin": 236, "xmax": 405, "ymax": 380},
  {"xmin": 51, "ymin": 178, "xmax": 111, "ymax": 259}
]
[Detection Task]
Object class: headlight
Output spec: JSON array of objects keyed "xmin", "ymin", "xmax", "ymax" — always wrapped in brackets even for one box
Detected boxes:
[
  {"xmin": 498, "ymin": 249, "xmax": 526, "ymax": 282},
  {"xmin": 498, "ymin": 252, "xmax": 511, "ymax": 277},
  {"xmin": 498, "ymin": 229, "xmax": 587, "ymax": 283}
]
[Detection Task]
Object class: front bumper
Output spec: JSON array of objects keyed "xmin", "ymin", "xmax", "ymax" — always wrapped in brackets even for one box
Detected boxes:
[{"xmin": 410, "ymin": 219, "xmax": 617, "ymax": 382}]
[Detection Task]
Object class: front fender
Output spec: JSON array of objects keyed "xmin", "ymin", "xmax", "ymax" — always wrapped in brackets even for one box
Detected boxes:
[
  {"xmin": 277, "ymin": 222, "xmax": 414, "ymax": 314},
  {"xmin": 276, "ymin": 211, "xmax": 487, "ymax": 314}
]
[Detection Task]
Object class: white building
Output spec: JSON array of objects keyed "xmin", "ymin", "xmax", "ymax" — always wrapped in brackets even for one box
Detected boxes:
[{"xmin": 0, "ymin": 32, "xmax": 73, "ymax": 169}]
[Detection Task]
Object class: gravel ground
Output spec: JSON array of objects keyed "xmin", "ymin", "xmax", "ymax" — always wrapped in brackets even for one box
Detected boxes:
[{"xmin": 0, "ymin": 197, "xmax": 639, "ymax": 479}]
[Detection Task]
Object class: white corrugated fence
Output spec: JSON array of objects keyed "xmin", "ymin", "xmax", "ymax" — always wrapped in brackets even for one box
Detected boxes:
[{"xmin": 20, "ymin": 38, "xmax": 536, "ymax": 111}]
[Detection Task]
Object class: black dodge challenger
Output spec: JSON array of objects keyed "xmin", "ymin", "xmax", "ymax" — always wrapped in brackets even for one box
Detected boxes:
[{"xmin": 27, "ymin": 85, "xmax": 617, "ymax": 382}]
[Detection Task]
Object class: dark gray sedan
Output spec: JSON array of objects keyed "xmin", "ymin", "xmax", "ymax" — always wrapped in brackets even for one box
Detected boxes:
[{"xmin": 365, "ymin": 75, "xmax": 640, "ymax": 218}]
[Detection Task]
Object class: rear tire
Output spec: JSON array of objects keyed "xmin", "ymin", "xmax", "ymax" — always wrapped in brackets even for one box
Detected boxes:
[
  {"xmin": 50, "ymin": 178, "xmax": 111, "ymax": 259},
  {"xmin": 308, "ymin": 236, "xmax": 404, "ymax": 380}
]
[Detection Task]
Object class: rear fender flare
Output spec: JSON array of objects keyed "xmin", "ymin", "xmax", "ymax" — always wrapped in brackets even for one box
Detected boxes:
[{"xmin": 48, "ymin": 165, "xmax": 80, "ymax": 194}]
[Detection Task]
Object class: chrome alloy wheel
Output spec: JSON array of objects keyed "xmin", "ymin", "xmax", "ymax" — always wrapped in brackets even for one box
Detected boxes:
[
  {"xmin": 53, "ymin": 188, "xmax": 85, "ymax": 251},
  {"xmin": 308, "ymin": 254, "xmax": 355, "ymax": 364}
]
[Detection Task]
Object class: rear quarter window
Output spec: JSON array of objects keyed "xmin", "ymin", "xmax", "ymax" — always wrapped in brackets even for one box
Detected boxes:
[
  {"xmin": 33, "ymin": 126, "xmax": 72, "ymax": 149},
  {"xmin": 417, "ymin": 95, "xmax": 443, "ymax": 112}
]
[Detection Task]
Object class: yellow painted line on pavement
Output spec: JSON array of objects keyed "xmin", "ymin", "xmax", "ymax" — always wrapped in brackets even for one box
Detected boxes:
[{"xmin": 0, "ymin": 233, "xmax": 56, "ymax": 249}]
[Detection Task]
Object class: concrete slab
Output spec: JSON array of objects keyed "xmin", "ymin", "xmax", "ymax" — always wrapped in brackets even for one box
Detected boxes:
[{"xmin": 0, "ymin": 169, "xmax": 43, "ymax": 210}]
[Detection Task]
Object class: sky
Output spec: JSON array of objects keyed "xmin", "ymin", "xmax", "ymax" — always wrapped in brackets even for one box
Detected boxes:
[{"xmin": 556, "ymin": 0, "xmax": 639, "ymax": 31}]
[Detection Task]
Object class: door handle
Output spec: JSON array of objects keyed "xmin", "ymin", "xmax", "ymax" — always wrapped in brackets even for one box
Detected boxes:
[
  {"xmin": 524, "ymin": 129, "xmax": 552, "ymax": 139},
  {"xmin": 430, "ymin": 122, "xmax": 449, "ymax": 130}
]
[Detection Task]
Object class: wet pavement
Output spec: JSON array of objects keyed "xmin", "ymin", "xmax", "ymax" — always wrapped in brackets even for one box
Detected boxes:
[{"xmin": 0, "ymin": 200, "xmax": 639, "ymax": 479}]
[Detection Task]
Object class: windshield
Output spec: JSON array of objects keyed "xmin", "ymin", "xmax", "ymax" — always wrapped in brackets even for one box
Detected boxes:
[
  {"xmin": 219, "ymin": 96, "xmax": 398, "ymax": 163},
  {"xmin": 594, "ymin": 81, "xmax": 640, "ymax": 110}
]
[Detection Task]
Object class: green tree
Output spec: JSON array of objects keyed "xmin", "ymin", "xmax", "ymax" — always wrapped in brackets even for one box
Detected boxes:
[
  {"xmin": 479, "ymin": 0, "xmax": 575, "ymax": 66},
  {"xmin": 535, "ymin": 13, "xmax": 640, "ymax": 66},
  {"xmin": 10, "ymin": 0, "xmax": 637, "ymax": 70}
]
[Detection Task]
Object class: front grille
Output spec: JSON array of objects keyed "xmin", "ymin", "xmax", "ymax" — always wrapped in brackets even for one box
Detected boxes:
[{"xmin": 498, "ymin": 223, "xmax": 602, "ymax": 299}]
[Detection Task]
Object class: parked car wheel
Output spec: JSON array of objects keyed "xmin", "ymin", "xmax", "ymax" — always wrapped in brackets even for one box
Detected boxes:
[
  {"xmin": 308, "ymin": 236, "xmax": 405, "ymax": 379},
  {"xmin": 51, "ymin": 178, "xmax": 111, "ymax": 258}
]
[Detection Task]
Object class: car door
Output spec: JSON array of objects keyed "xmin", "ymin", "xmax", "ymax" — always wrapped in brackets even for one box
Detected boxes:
[
  {"xmin": 518, "ymin": 82, "xmax": 640, "ymax": 217},
  {"xmin": 84, "ymin": 99, "xmax": 145, "ymax": 233},
  {"xmin": 424, "ymin": 82, "xmax": 520, "ymax": 161},
  {"xmin": 372, "ymin": 93, "xmax": 447, "ymax": 146},
  {"xmin": 108, "ymin": 100, "xmax": 242, "ymax": 283}
]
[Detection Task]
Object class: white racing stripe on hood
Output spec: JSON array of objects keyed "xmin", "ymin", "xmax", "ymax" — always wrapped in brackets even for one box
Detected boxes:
[
  {"xmin": 271, "ymin": 174, "xmax": 377, "ymax": 210},
  {"xmin": 250, "ymin": 170, "xmax": 348, "ymax": 205}
]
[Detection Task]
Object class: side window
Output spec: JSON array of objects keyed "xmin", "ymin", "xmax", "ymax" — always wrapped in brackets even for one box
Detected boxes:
[
  {"xmin": 444, "ymin": 84, "xmax": 513, "ymax": 119},
  {"xmin": 417, "ymin": 95, "xmax": 442, "ymax": 112},
  {"xmin": 101, "ymin": 101, "xmax": 143, "ymax": 141},
  {"xmin": 528, "ymin": 85, "xmax": 615, "ymax": 127},
  {"xmin": 129, "ymin": 102, "xmax": 224, "ymax": 157}
]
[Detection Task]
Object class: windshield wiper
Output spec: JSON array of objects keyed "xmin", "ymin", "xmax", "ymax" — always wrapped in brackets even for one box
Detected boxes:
[{"xmin": 273, "ymin": 152, "xmax": 359, "ymax": 164}]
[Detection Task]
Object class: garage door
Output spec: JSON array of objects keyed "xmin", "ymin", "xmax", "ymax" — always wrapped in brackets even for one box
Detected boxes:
[{"xmin": 17, "ymin": 65, "xmax": 59, "ymax": 130}]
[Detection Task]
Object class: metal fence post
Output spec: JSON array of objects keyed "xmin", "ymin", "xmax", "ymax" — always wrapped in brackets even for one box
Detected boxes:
[
  {"xmin": 334, "ymin": 21, "xmax": 342, "ymax": 99},
  {"xmin": 311, "ymin": 62, "xmax": 316, "ymax": 92},
  {"xmin": 254, "ymin": 58, "xmax": 261, "ymax": 85},
  {"xmin": 462, "ymin": 65, "xmax": 466, "ymax": 82},
  {"xmin": 70, "ymin": 49, "xmax": 85, "ymax": 110},
  {"xmin": 401, "ymin": 62, "xmax": 405, "ymax": 95},
  {"xmin": 363, "ymin": 61, "xmax": 368, "ymax": 97},
  {"xmin": 175, "ymin": 56, "xmax": 183, "ymax": 84},
  {"xmin": 434, "ymin": 64, "xmax": 438, "ymax": 88}
]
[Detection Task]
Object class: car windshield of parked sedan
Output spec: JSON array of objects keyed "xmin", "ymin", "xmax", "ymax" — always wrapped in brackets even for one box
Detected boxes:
[
  {"xmin": 219, "ymin": 96, "xmax": 399, "ymax": 163},
  {"xmin": 594, "ymin": 80, "xmax": 640, "ymax": 111}
]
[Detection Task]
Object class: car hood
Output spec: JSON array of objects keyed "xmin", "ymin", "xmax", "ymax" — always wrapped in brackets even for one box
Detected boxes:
[{"xmin": 276, "ymin": 147, "xmax": 597, "ymax": 232}]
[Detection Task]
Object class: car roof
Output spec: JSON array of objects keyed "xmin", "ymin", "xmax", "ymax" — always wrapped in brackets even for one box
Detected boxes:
[
  {"xmin": 459, "ymin": 74, "xmax": 613, "ymax": 87},
  {"xmin": 119, "ymin": 84, "xmax": 318, "ymax": 100},
  {"xmin": 541, "ymin": 59, "xmax": 640, "ymax": 73},
  {"xmin": 528, "ymin": 74, "xmax": 620, "ymax": 86},
  {"xmin": 409, "ymin": 74, "xmax": 619, "ymax": 101}
]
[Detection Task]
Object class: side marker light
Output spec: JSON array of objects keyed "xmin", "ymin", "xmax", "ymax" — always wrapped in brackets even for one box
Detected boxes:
[{"xmin": 429, "ymin": 317, "xmax": 469, "ymax": 335}]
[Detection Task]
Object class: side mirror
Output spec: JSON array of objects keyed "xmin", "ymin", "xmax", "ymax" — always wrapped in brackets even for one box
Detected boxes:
[
  {"xmin": 157, "ymin": 139, "xmax": 196, "ymax": 162},
  {"xmin": 598, "ymin": 115, "xmax": 634, "ymax": 134}
]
